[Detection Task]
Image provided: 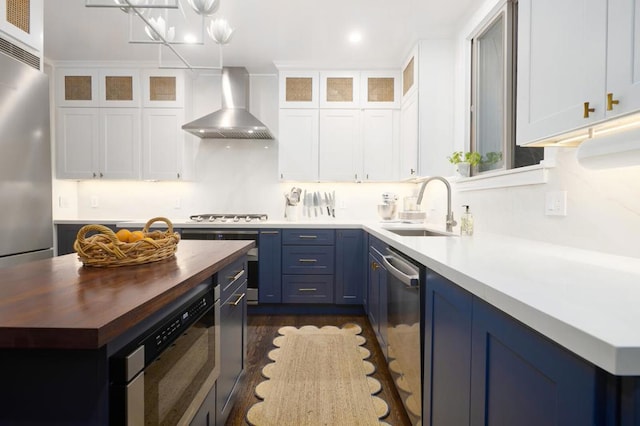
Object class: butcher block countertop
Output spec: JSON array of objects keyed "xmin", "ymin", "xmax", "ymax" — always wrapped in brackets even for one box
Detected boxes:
[{"xmin": 0, "ymin": 240, "xmax": 253, "ymax": 350}]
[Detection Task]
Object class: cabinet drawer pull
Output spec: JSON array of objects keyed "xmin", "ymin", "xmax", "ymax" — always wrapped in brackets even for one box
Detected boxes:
[
  {"xmin": 298, "ymin": 258, "xmax": 318, "ymax": 263},
  {"xmin": 227, "ymin": 270, "xmax": 245, "ymax": 281},
  {"xmin": 583, "ymin": 101, "xmax": 595, "ymax": 118},
  {"xmin": 261, "ymin": 231, "xmax": 279, "ymax": 235},
  {"xmin": 298, "ymin": 235, "xmax": 318, "ymax": 239},
  {"xmin": 607, "ymin": 93, "xmax": 620, "ymax": 111},
  {"xmin": 298, "ymin": 288, "xmax": 317, "ymax": 292},
  {"xmin": 228, "ymin": 293, "xmax": 245, "ymax": 306}
]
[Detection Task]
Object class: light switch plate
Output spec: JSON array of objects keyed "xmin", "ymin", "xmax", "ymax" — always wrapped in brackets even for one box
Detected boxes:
[
  {"xmin": 90, "ymin": 195, "xmax": 99, "ymax": 208},
  {"xmin": 545, "ymin": 191, "xmax": 567, "ymax": 216}
]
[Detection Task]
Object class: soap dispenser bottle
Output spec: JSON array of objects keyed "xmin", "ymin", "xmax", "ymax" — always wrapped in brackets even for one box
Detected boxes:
[{"xmin": 460, "ymin": 205, "xmax": 474, "ymax": 236}]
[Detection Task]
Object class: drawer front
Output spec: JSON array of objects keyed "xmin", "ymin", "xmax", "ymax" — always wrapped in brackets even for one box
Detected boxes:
[
  {"xmin": 282, "ymin": 275, "xmax": 334, "ymax": 303},
  {"xmin": 282, "ymin": 229, "xmax": 335, "ymax": 245},
  {"xmin": 369, "ymin": 234, "xmax": 387, "ymax": 256},
  {"xmin": 282, "ymin": 246, "xmax": 335, "ymax": 274},
  {"xmin": 218, "ymin": 256, "xmax": 248, "ymax": 301}
]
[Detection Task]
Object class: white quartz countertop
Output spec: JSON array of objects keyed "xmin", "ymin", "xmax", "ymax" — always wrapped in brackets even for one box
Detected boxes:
[
  {"xmin": 54, "ymin": 217, "xmax": 640, "ymax": 375},
  {"xmin": 365, "ymin": 223, "xmax": 640, "ymax": 376}
]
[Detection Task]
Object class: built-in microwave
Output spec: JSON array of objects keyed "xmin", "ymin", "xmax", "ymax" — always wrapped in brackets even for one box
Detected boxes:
[{"xmin": 109, "ymin": 282, "xmax": 220, "ymax": 425}]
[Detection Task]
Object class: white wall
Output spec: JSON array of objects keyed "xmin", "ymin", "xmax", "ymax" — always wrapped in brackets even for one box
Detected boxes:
[{"xmin": 450, "ymin": 0, "xmax": 640, "ymax": 258}]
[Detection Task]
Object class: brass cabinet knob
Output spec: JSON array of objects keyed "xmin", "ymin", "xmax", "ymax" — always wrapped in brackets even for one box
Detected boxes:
[
  {"xmin": 607, "ymin": 93, "xmax": 620, "ymax": 111},
  {"xmin": 371, "ymin": 261, "xmax": 379, "ymax": 270},
  {"xmin": 583, "ymin": 101, "xmax": 595, "ymax": 118}
]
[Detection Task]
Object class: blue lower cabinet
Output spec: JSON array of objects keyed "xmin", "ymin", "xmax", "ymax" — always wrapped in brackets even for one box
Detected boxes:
[
  {"xmin": 258, "ymin": 230, "xmax": 282, "ymax": 303},
  {"xmin": 368, "ymin": 245, "xmax": 387, "ymax": 357},
  {"xmin": 335, "ymin": 229, "xmax": 365, "ymax": 304},
  {"xmin": 424, "ymin": 270, "xmax": 473, "ymax": 426},
  {"xmin": 282, "ymin": 275, "xmax": 334, "ymax": 303},
  {"xmin": 469, "ymin": 299, "xmax": 607, "ymax": 426}
]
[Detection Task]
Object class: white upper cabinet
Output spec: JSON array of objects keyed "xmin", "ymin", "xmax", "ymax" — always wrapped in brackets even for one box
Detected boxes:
[
  {"xmin": 141, "ymin": 69, "xmax": 185, "ymax": 108},
  {"xmin": 401, "ymin": 47, "xmax": 419, "ymax": 103},
  {"xmin": 278, "ymin": 109, "xmax": 319, "ymax": 181},
  {"xmin": 142, "ymin": 108, "xmax": 186, "ymax": 180},
  {"xmin": 360, "ymin": 70, "xmax": 401, "ymax": 109},
  {"xmin": 318, "ymin": 109, "xmax": 362, "ymax": 180},
  {"xmin": 606, "ymin": 0, "xmax": 640, "ymax": 118},
  {"xmin": 319, "ymin": 71, "xmax": 360, "ymax": 109},
  {"xmin": 56, "ymin": 69, "xmax": 100, "ymax": 108},
  {"xmin": 0, "ymin": 0, "xmax": 43, "ymax": 56},
  {"xmin": 362, "ymin": 109, "xmax": 397, "ymax": 181},
  {"xmin": 56, "ymin": 107, "xmax": 141, "ymax": 180},
  {"xmin": 516, "ymin": 0, "xmax": 608, "ymax": 145},
  {"xmin": 56, "ymin": 68, "xmax": 140, "ymax": 108},
  {"xmin": 98, "ymin": 69, "xmax": 140, "ymax": 108},
  {"xmin": 279, "ymin": 71, "xmax": 319, "ymax": 109}
]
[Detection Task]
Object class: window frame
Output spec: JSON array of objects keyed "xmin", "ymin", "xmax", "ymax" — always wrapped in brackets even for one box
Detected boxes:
[{"xmin": 469, "ymin": 0, "xmax": 516, "ymax": 175}]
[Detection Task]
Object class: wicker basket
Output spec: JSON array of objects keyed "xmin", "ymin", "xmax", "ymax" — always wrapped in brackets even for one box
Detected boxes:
[{"xmin": 73, "ymin": 217, "xmax": 180, "ymax": 267}]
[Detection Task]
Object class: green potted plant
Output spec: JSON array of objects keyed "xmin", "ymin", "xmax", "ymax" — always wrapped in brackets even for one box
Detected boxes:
[{"xmin": 447, "ymin": 151, "xmax": 481, "ymax": 177}]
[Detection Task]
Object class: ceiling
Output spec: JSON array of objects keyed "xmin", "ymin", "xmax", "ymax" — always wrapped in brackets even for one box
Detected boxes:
[{"xmin": 43, "ymin": 0, "xmax": 485, "ymax": 74}]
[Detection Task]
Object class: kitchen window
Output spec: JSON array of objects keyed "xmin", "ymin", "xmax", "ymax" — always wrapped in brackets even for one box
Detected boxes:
[{"xmin": 470, "ymin": 0, "xmax": 543, "ymax": 175}]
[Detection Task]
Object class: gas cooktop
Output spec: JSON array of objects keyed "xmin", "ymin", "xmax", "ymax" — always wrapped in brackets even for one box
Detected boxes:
[{"xmin": 189, "ymin": 214, "xmax": 269, "ymax": 223}]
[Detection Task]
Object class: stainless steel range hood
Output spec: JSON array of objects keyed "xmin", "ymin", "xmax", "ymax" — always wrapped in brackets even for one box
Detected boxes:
[{"xmin": 182, "ymin": 67, "xmax": 274, "ymax": 139}]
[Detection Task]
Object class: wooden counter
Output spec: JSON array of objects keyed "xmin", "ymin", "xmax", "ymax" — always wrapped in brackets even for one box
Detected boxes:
[{"xmin": 0, "ymin": 240, "xmax": 253, "ymax": 349}]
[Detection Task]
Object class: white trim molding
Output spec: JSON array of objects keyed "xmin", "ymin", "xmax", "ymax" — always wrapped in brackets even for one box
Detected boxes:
[{"xmin": 452, "ymin": 161, "xmax": 554, "ymax": 191}]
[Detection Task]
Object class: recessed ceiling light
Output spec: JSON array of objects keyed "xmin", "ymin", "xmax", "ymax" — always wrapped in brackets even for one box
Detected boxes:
[{"xmin": 348, "ymin": 31, "xmax": 362, "ymax": 44}]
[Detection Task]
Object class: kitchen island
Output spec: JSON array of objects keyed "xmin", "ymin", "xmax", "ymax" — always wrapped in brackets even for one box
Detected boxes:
[{"xmin": 0, "ymin": 240, "xmax": 253, "ymax": 425}]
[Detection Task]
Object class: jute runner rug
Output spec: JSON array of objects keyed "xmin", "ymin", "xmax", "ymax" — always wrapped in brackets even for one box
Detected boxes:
[{"xmin": 246, "ymin": 324, "xmax": 391, "ymax": 426}]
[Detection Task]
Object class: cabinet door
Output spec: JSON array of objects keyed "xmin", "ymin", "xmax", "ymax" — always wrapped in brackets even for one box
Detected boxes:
[
  {"xmin": 258, "ymin": 230, "xmax": 282, "ymax": 304},
  {"xmin": 142, "ymin": 108, "xmax": 185, "ymax": 180},
  {"xmin": 360, "ymin": 70, "xmax": 401, "ymax": 109},
  {"xmin": 99, "ymin": 108, "xmax": 141, "ymax": 179},
  {"xmin": 318, "ymin": 109, "xmax": 362, "ymax": 181},
  {"xmin": 362, "ymin": 109, "xmax": 396, "ymax": 181},
  {"xmin": 142, "ymin": 68, "xmax": 185, "ymax": 108},
  {"xmin": 217, "ymin": 279, "xmax": 247, "ymax": 426},
  {"xmin": 516, "ymin": 0, "xmax": 607, "ymax": 145},
  {"xmin": 319, "ymin": 71, "xmax": 360, "ymax": 109},
  {"xmin": 424, "ymin": 270, "xmax": 472, "ymax": 426},
  {"xmin": 98, "ymin": 69, "xmax": 140, "ymax": 108},
  {"xmin": 606, "ymin": 0, "xmax": 640, "ymax": 118},
  {"xmin": 56, "ymin": 69, "xmax": 100, "ymax": 108},
  {"xmin": 278, "ymin": 109, "xmax": 319, "ymax": 181},
  {"xmin": 335, "ymin": 230, "xmax": 364, "ymax": 304},
  {"xmin": 399, "ymin": 91, "xmax": 419, "ymax": 179},
  {"xmin": 0, "ymin": 0, "xmax": 43, "ymax": 54},
  {"xmin": 470, "ymin": 299, "xmax": 606, "ymax": 426},
  {"xmin": 368, "ymin": 247, "xmax": 388, "ymax": 357},
  {"xmin": 402, "ymin": 48, "xmax": 418, "ymax": 102},
  {"xmin": 279, "ymin": 70, "xmax": 319, "ymax": 108},
  {"xmin": 56, "ymin": 107, "xmax": 100, "ymax": 179}
]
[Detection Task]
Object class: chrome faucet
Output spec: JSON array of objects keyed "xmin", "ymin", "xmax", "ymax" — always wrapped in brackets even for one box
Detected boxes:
[{"xmin": 416, "ymin": 176, "xmax": 457, "ymax": 232}]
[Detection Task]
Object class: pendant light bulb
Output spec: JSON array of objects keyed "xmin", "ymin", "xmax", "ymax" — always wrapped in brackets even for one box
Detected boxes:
[
  {"xmin": 186, "ymin": 0, "xmax": 219, "ymax": 16},
  {"xmin": 207, "ymin": 18, "xmax": 234, "ymax": 45}
]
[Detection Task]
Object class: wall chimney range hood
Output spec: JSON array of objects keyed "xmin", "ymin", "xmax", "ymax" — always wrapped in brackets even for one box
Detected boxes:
[{"xmin": 182, "ymin": 67, "xmax": 274, "ymax": 139}]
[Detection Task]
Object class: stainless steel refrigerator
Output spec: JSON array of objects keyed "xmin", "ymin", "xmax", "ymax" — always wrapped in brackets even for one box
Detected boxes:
[{"xmin": 0, "ymin": 51, "xmax": 53, "ymax": 268}]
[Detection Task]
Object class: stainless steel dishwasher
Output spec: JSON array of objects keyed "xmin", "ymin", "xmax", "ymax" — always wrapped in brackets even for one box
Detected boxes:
[{"xmin": 381, "ymin": 247, "xmax": 423, "ymax": 425}]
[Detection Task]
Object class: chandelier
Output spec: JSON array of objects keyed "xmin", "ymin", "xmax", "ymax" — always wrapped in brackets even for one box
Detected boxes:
[{"xmin": 85, "ymin": 0, "xmax": 234, "ymax": 70}]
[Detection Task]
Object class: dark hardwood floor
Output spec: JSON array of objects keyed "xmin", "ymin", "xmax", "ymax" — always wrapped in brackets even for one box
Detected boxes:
[{"xmin": 224, "ymin": 313, "xmax": 413, "ymax": 426}]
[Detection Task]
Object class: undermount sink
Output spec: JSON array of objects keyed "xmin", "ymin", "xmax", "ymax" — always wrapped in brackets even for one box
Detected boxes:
[{"xmin": 383, "ymin": 228, "xmax": 452, "ymax": 237}]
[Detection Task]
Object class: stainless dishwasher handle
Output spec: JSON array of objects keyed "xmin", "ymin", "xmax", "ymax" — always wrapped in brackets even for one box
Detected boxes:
[{"xmin": 381, "ymin": 255, "xmax": 419, "ymax": 287}]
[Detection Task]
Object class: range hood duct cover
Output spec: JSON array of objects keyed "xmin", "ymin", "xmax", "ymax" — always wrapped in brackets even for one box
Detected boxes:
[{"xmin": 182, "ymin": 67, "xmax": 274, "ymax": 139}]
